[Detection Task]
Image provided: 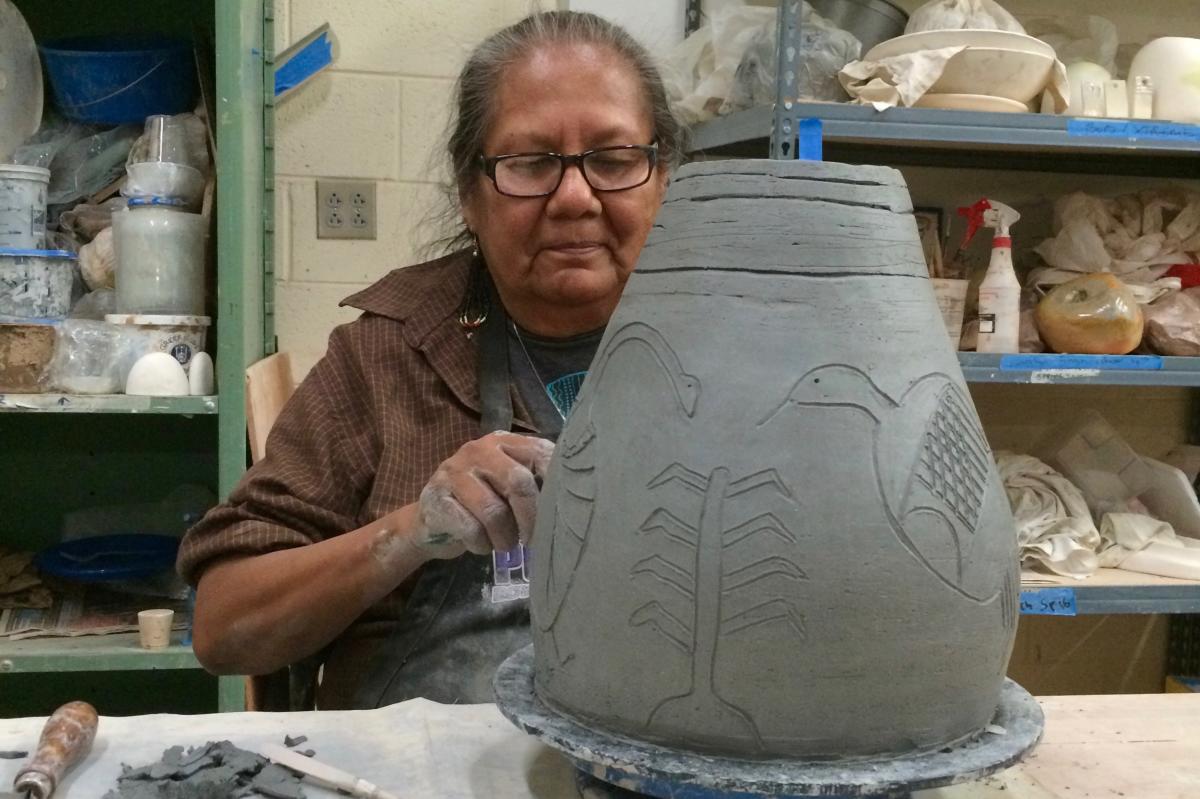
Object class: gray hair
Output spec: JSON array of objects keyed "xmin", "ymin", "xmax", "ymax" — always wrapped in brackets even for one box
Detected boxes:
[{"xmin": 426, "ymin": 10, "xmax": 687, "ymax": 256}]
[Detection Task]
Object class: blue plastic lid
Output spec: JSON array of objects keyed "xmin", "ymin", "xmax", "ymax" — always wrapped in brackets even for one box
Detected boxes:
[
  {"xmin": 127, "ymin": 196, "xmax": 187, "ymax": 208},
  {"xmin": 0, "ymin": 247, "xmax": 77, "ymax": 259}
]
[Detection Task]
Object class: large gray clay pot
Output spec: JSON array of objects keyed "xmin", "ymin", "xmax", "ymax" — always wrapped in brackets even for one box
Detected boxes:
[{"xmin": 529, "ymin": 159, "xmax": 1019, "ymax": 760}]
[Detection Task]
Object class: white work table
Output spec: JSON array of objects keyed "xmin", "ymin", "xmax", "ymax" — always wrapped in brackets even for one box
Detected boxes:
[{"xmin": 0, "ymin": 694, "xmax": 1196, "ymax": 798}]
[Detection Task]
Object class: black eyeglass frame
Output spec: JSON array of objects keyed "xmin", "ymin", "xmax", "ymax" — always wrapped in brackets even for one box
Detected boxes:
[{"xmin": 477, "ymin": 143, "xmax": 659, "ymax": 198}]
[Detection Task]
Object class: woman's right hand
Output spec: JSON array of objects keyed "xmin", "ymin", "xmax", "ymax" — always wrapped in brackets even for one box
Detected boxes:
[{"xmin": 411, "ymin": 431, "xmax": 555, "ymax": 560}]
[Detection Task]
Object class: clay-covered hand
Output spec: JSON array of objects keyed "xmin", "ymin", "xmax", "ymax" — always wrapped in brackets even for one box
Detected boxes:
[{"xmin": 412, "ymin": 431, "xmax": 555, "ymax": 560}]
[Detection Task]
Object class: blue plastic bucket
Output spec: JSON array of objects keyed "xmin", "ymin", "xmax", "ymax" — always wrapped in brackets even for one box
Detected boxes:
[{"xmin": 39, "ymin": 36, "xmax": 197, "ymax": 124}]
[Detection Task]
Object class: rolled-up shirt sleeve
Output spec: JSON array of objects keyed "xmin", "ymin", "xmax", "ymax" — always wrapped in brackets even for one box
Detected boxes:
[{"xmin": 177, "ymin": 321, "xmax": 380, "ymax": 585}]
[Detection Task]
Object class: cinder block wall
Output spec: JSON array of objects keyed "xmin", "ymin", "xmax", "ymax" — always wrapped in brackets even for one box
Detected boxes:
[{"xmin": 274, "ymin": 1, "xmax": 542, "ymax": 378}]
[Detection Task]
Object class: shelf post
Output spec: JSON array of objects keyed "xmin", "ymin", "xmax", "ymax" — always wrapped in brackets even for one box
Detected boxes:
[{"xmin": 770, "ymin": 1, "xmax": 803, "ymax": 160}]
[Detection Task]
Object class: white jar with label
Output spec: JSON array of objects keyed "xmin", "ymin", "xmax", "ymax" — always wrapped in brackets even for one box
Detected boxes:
[{"xmin": 113, "ymin": 197, "xmax": 206, "ymax": 315}]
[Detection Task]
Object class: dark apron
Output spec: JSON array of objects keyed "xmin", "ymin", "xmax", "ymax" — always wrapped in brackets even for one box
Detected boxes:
[{"xmin": 353, "ymin": 275, "xmax": 532, "ymax": 708}]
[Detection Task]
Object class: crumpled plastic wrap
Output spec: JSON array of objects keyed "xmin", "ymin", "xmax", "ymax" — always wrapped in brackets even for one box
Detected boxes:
[
  {"xmin": 1031, "ymin": 190, "xmax": 1200, "ymax": 299},
  {"xmin": 904, "ymin": 0, "xmax": 1024, "ymax": 34},
  {"xmin": 1144, "ymin": 287, "xmax": 1200, "ymax": 356},
  {"xmin": 997, "ymin": 451, "xmax": 1101, "ymax": 578},
  {"xmin": 663, "ymin": 0, "xmax": 860, "ymax": 125}
]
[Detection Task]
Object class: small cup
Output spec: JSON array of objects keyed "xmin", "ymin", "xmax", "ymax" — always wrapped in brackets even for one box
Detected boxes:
[{"xmin": 137, "ymin": 608, "xmax": 174, "ymax": 649}]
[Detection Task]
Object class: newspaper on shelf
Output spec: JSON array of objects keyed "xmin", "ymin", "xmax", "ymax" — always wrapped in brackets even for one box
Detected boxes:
[{"xmin": 0, "ymin": 581, "xmax": 189, "ymax": 641}]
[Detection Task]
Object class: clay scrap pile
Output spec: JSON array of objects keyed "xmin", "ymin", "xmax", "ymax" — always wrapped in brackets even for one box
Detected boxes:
[{"xmin": 103, "ymin": 740, "xmax": 307, "ymax": 799}]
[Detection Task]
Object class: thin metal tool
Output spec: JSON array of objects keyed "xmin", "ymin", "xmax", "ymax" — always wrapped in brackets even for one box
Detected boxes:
[
  {"xmin": 260, "ymin": 743, "xmax": 400, "ymax": 799},
  {"xmin": 9, "ymin": 701, "xmax": 99, "ymax": 799}
]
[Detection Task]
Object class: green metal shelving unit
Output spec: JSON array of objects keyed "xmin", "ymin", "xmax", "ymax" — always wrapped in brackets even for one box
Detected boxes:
[{"xmin": 0, "ymin": 0, "xmax": 271, "ymax": 714}]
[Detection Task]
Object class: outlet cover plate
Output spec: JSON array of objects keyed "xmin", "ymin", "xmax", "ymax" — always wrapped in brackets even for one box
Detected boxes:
[{"xmin": 317, "ymin": 179, "xmax": 377, "ymax": 240}]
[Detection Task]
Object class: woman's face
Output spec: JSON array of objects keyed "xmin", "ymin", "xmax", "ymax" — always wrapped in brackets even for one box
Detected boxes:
[{"xmin": 462, "ymin": 43, "xmax": 668, "ymax": 336}]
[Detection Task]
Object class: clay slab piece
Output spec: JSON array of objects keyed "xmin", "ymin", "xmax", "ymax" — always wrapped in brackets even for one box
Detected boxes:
[
  {"xmin": 103, "ymin": 740, "xmax": 308, "ymax": 799},
  {"xmin": 529, "ymin": 158, "xmax": 1022, "ymax": 760}
]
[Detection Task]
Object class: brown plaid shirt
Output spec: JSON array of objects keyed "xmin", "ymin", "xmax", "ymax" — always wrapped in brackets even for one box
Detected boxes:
[{"xmin": 177, "ymin": 250, "xmax": 536, "ymax": 707}]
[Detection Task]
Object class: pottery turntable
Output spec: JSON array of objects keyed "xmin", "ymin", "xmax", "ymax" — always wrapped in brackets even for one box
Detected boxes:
[{"xmin": 494, "ymin": 159, "xmax": 1045, "ymax": 798}]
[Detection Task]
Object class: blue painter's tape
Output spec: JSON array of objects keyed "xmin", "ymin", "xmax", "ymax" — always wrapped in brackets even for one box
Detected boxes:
[
  {"xmin": 798, "ymin": 118, "xmax": 823, "ymax": 161},
  {"xmin": 999, "ymin": 354, "xmax": 1164, "ymax": 371},
  {"xmin": 1020, "ymin": 588, "xmax": 1077, "ymax": 616},
  {"xmin": 275, "ymin": 31, "xmax": 333, "ymax": 97},
  {"xmin": 1067, "ymin": 119, "xmax": 1200, "ymax": 143}
]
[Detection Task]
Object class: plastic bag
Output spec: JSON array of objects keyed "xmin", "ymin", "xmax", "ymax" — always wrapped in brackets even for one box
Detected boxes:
[
  {"xmin": 9, "ymin": 120, "xmax": 95, "ymax": 169},
  {"xmin": 719, "ymin": 3, "xmax": 861, "ymax": 115},
  {"xmin": 47, "ymin": 125, "xmax": 141, "ymax": 207},
  {"xmin": 905, "ymin": 0, "xmax": 1025, "ymax": 34},
  {"xmin": 79, "ymin": 227, "xmax": 115, "ymax": 291},
  {"xmin": 58, "ymin": 197, "xmax": 126, "ymax": 242},
  {"xmin": 664, "ymin": 0, "xmax": 859, "ymax": 124},
  {"xmin": 1024, "ymin": 15, "xmax": 1119, "ymax": 75},
  {"xmin": 46, "ymin": 319, "xmax": 127, "ymax": 394},
  {"xmin": 1144, "ymin": 288, "xmax": 1200, "ymax": 356},
  {"xmin": 70, "ymin": 288, "xmax": 117, "ymax": 321}
]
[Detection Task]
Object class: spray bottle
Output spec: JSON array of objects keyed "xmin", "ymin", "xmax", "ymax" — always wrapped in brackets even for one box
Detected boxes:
[{"xmin": 957, "ymin": 198, "xmax": 1022, "ymax": 353}]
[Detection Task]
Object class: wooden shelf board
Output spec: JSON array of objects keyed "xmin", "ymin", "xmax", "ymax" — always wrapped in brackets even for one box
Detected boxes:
[
  {"xmin": 0, "ymin": 394, "xmax": 218, "ymax": 414},
  {"xmin": 0, "ymin": 632, "xmax": 200, "ymax": 673}
]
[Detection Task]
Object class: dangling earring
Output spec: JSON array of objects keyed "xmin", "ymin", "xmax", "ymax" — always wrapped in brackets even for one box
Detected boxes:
[{"xmin": 458, "ymin": 233, "xmax": 490, "ymax": 334}]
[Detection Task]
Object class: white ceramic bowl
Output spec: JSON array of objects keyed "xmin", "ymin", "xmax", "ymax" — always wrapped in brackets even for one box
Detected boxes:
[
  {"xmin": 925, "ymin": 48, "xmax": 1056, "ymax": 104},
  {"xmin": 866, "ymin": 29, "xmax": 1056, "ymax": 61},
  {"xmin": 1128, "ymin": 37, "xmax": 1200, "ymax": 124}
]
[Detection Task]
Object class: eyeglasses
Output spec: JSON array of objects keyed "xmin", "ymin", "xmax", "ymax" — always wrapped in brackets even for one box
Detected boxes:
[{"xmin": 478, "ymin": 144, "xmax": 658, "ymax": 198}]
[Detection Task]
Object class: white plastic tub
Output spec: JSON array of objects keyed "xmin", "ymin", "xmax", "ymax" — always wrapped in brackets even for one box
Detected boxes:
[
  {"xmin": 0, "ymin": 165, "xmax": 50, "ymax": 249},
  {"xmin": 0, "ymin": 248, "xmax": 78, "ymax": 319},
  {"xmin": 104, "ymin": 313, "xmax": 210, "ymax": 372},
  {"xmin": 112, "ymin": 199, "xmax": 206, "ymax": 316}
]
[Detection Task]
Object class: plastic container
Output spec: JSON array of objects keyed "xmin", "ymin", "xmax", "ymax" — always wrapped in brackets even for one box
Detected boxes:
[
  {"xmin": 104, "ymin": 313, "xmax": 210, "ymax": 372},
  {"xmin": 47, "ymin": 319, "xmax": 125, "ymax": 394},
  {"xmin": 123, "ymin": 161, "xmax": 204, "ymax": 208},
  {"xmin": 112, "ymin": 198, "xmax": 206, "ymax": 315},
  {"xmin": 38, "ymin": 36, "xmax": 197, "ymax": 125},
  {"xmin": 931, "ymin": 278, "xmax": 968, "ymax": 348},
  {"xmin": 0, "ymin": 248, "xmax": 78, "ymax": 319},
  {"xmin": 0, "ymin": 165, "xmax": 49, "ymax": 249}
]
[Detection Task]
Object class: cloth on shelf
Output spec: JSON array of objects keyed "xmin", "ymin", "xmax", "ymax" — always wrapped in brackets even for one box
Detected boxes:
[
  {"xmin": 839, "ymin": 48, "xmax": 1068, "ymax": 112},
  {"xmin": 1030, "ymin": 190, "xmax": 1200, "ymax": 300},
  {"xmin": 1097, "ymin": 512, "xmax": 1200, "ymax": 580},
  {"xmin": 996, "ymin": 451, "xmax": 1100, "ymax": 578}
]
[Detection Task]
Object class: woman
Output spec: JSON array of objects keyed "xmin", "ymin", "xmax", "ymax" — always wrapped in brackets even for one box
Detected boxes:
[{"xmin": 179, "ymin": 10, "xmax": 686, "ymax": 709}]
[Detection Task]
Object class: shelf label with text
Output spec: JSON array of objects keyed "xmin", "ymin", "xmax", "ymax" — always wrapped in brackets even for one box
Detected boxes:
[
  {"xmin": 1067, "ymin": 119, "xmax": 1200, "ymax": 143},
  {"xmin": 999, "ymin": 354, "xmax": 1163, "ymax": 372},
  {"xmin": 1020, "ymin": 587, "xmax": 1078, "ymax": 616}
]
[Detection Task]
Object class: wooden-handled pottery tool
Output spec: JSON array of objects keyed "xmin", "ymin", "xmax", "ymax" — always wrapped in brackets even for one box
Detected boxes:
[
  {"xmin": 7, "ymin": 702, "xmax": 98, "ymax": 799},
  {"xmin": 260, "ymin": 743, "xmax": 400, "ymax": 799}
]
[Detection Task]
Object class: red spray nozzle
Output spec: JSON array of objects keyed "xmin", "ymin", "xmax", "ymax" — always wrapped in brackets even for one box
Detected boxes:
[{"xmin": 957, "ymin": 198, "xmax": 993, "ymax": 249}]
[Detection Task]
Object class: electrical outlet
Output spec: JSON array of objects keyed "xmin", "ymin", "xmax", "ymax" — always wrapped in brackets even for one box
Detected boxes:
[{"xmin": 316, "ymin": 180, "xmax": 377, "ymax": 240}]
